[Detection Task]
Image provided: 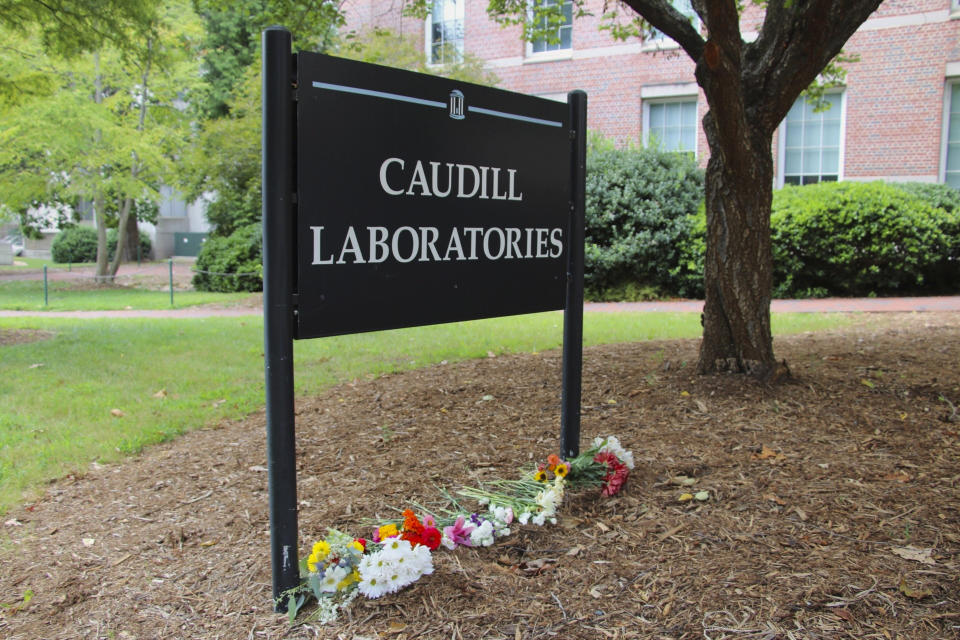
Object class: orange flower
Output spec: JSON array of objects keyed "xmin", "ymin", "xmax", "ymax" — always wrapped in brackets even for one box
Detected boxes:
[
  {"xmin": 402, "ymin": 509, "xmax": 424, "ymax": 535},
  {"xmin": 546, "ymin": 453, "xmax": 560, "ymax": 471}
]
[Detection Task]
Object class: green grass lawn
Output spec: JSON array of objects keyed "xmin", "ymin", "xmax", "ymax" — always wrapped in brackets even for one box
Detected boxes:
[
  {"xmin": 0, "ymin": 279, "xmax": 256, "ymax": 311},
  {"xmin": 0, "ymin": 311, "xmax": 851, "ymax": 512},
  {"xmin": 0, "ymin": 257, "xmax": 87, "ymax": 271}
]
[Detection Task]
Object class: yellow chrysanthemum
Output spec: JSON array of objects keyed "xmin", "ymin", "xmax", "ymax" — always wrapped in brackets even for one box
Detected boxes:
[
  {"xmin": 533, "ymin": 469, "xmax": 548, "ymax": 482},
  {"xmin": 555, "ymin": 462, "xmax": 570, "ymax": 478},
  {"xmin": 378, "ymin": 523, "xmax": 399, "ymax": 540}
]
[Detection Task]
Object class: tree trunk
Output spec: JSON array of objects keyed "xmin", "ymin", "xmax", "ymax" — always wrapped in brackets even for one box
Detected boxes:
[
  {"xmin": 108, "ymin": 197, "xmax": 133, "ymax": 276},
  {"xmin": 696, "ymin": 113, "xmax": 778, "ymax": 378},
  {"xmin": 94, "ymin": 191, "xmax": 111, "ymax": 283},
  {"xmin": 124, "ymin": 213, "xmax": 140, "ymax": 261}
]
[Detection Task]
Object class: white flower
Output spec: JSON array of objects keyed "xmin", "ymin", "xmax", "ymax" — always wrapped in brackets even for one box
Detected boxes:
[
  {"xmin": 358, "ymin": 572, "xmax": 391, "ymax": 598},
  {"xmin": 532, "ymin": 512, "xmax": 546, "ymax": 526},
  {"xmin": 518, "ymin": 511, "xmax": 531, "ymax": 525},
  {"xmin": 469, "ymin": 519, "xmax": 496, "ymax": 547},
  {"xmin": 594, "ymin": 435, "xmax": 635, "ymax": 469},
  {"xmin": 319, "ymin": 565, "xmax": 349, "ymax": 593},
  {"xmin": 380, "ymin": 536, "xmax": 413, "ymax": 560}
]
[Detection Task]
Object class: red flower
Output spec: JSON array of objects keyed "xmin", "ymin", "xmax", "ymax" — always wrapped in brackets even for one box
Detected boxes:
[
  {"xmin": 594, "ymin": 451, "xmax": 630, "ymax": 497},
  {"xmin": 354, "ymin": 538, "xmax": 367, "ymax": 551},
  {"xmin": 400, "ymin": 530, "xmax": 423, "ymax": 546},
  {"xmin": 420, "ymin": 526, "xmax": 442, "ymax": 551}
]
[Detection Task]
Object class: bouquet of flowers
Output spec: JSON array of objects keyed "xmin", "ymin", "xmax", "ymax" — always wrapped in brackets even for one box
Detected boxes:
[{"xmin": 290, "ymin": 435, "xmax": 633, "ymax": 623}]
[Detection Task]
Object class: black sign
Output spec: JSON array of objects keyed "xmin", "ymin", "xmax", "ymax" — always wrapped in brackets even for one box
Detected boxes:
[{"xmin": 295, "ymin": 53, "xmax": 570, "ymax": 338}]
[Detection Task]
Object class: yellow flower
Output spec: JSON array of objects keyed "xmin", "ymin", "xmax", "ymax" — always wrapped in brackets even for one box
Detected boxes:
[
  {"xmin": 533, "ymin": 469, "xmax": 548, "ymax": 482},
  {"xmin": 312, "ymin": 540, "xmax": 331, "ymax": 559},
  {"xmin": 307, "ymin": 539, "xmax": 331, "ymax": 572},
  {"xmin": 338, "ymin": 570, "xmax": 360, "ymax": 590},
  {"xmin": 349, "ymin": 540, "xmax": 364, "ymax": 553},
  {"xmin": 378, "ymin": 523, "xmax": 399, "ymax": 540},
  {"xmin": 554, "ymin": 462, "xmax": 569, "ymax": 478}
]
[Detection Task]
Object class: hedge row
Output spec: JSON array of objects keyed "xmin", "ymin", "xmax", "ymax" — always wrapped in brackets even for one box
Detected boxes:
[
  {"xmin": 51, "ymin": 226, "xmax": 152, "ymax": 264},
  {"xmin": 190, "ymin": 145, "xmax": 960, "ymax": 299}
]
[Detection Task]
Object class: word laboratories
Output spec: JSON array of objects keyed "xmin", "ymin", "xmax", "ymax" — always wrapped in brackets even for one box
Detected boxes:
[
  {"xmin": 310, "ymin": 157, "xmax": 564, "ymax": 267},
  {"xmin": 261, "ymin": 26, "xmax": 587, "ymax": 607}
]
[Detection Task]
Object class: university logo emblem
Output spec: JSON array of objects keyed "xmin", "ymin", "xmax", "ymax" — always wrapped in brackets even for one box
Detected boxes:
[{"xmin": 449, "ymin": 89, "xmax": 465, "ymax": 120}]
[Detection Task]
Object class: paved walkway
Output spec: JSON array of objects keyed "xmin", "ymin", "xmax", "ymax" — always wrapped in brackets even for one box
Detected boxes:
[{"xmin": 2, "ymin": 296, "xmax": 960, "ymax": 319}]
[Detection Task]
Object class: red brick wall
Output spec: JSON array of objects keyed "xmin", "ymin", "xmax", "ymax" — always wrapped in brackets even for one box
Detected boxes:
[{"xmin": 342, "ymin": 0, "xmax": 960, "ymax": 183}]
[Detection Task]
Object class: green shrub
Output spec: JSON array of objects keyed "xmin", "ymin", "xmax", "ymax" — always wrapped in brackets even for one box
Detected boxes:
[
  {"xmin": 584, "ymin": 147, "xmax": 704, "ymax": 299},
  {"xmin": 51, "ymin": 226, "xmax": 98, "ymax": 263},
  {"xmin": 771, "ymin": 181, "xmax": 958, "ymax": 297},
  {"xmin": 51, "ymin": 226, "xmax": 154, "ymax": 263},
  {"xmin": 192, "ymin": 223, "xmax": 263, "ymax": 292}
]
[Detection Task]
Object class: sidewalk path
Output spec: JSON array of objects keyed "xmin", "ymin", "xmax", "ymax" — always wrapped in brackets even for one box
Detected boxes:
[{"xmin": 2, "ymin": 296, "xmax": 960, "ymax": 319}]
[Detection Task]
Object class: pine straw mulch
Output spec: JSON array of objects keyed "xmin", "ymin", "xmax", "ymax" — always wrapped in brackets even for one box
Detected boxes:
[{"xmin": 1, "ymin": 312, "xmax": 959, "ymax": 640}]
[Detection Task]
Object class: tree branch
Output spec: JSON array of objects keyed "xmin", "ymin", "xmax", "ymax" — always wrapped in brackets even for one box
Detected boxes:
[
  {"xmin": 747, "ymin": 0, "xmax": 882, "ymax": 130},
  {"xmin": 619, "ymin": 0, "xmax": 705, "ymax": 61}
]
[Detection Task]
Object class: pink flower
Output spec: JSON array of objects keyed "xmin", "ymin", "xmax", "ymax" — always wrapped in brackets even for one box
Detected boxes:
[
  {"xmin": 443, "ymin": 516, "xmax": 475, "ymax": 548},
  {"xmin": 423, "ymin": 514, "xmax": 437, "ymax": 528}
]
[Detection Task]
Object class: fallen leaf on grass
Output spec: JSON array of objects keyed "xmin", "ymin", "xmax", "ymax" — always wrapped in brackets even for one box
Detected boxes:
[
  {"xmin": 81, "ymin": 538, "xmax": 95, "ymax": 547},
  {"xmin": 669, "ymin": 475, "xmax": 698, "ymax": 487},
  {"xmin": 678, "ymin": 493, "xmax": 694, "ymax": 502},
  {"xmin": 898, "ymin": 577, "xmax": 932, "ymax": 599},
  {"xmin": 764, "ymin": 493, "xmax": 786, "ymax": 506},
  {"xmin": 211, "ymin": 399, "xmax": 226, "ymax": 408},
  {"xmin": 152, "ymin": 389, "xmax": 167, "ymax": 399},
  {"xmin": 891, "ymin": 546, "xmax": 936, "ymax": 565},
  {"xmin": 28, "ymin": 363, "xmax": 43, "ymax": 369},
  {"xmin": 110, "ymin": 409, "xmax": 124, "ymax": 418},
  {"xmin": 694, "ymin": 490, "xmax": 710, "ymax": 502},
  {"xmin": 386, "ymin": 621, "xmax": 407, "ymax": 634},
  {"xmin": 861, "ymin": 378, "xmax": 876, "ymax": 389},
  {"xmin": 200, "ymin": 539, "xmax": 218, "ymax": 547}
]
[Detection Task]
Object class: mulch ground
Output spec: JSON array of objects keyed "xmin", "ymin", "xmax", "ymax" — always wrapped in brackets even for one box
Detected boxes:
[{"xmin": 1, "ymin": 312, "xmax": 958, "ymax": 639}]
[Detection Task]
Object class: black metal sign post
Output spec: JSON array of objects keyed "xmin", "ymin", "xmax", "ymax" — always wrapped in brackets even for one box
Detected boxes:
[
  {"xmin": 561, "ymin": 91, "xmax": 587, "ymax": 459},
  {"xmin": 261, "ymin": 28, "xmax": 587, "ymax": 610},
  {"xmin": 262, "ymin": 26, "xmax": 299, "ymax": 609}
]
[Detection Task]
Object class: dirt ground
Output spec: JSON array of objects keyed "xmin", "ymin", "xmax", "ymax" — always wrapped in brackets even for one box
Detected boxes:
[{"xmin": 1, "ymin": 312, "xmax": 958, "ymax": 639}]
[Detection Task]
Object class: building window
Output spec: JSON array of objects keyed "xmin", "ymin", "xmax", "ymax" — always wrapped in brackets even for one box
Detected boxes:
[
  {"xmin": 426, "ymin": 0, "xmax": 464, "ymax": 65},
  {"xmin": 647, "ymin": 0, "xmax": 699, "ymax": 45},
  {"xmin": 644, "ymin": 99, "xmax": 698, "ymax": 154},
  {"xmin": 529, "ymin": 0, "xmax": 572, "ymax": 54},
  {"xmin": 780, "ymin": 93, "xmax": 844, "ymax": 186},
  {"xmin": 943, "ymin": 82, "xmax": 960, "ymax": 187}
]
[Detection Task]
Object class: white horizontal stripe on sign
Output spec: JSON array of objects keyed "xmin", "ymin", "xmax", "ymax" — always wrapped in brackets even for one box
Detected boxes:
[
  {"xmin": 312, "ymin": 82, "xmax": 446, "ymax": 109},
  {"xmin": 312, "ymin": 81, "xmax": 563, "ymax": 128},
  {"xmin": 467, "ymin": 105, "xmax": 563, "ymax": 128}
]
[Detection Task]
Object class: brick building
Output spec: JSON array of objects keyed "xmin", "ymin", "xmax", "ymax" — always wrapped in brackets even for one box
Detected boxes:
[{"xmin": 341, "ymin": 0, "xmax": 960, "ymax": 188}]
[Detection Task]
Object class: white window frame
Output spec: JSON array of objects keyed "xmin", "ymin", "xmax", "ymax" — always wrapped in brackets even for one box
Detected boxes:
[
  {"xmin": 940, "ymin": 77, "xmax": 960, "ymax": 186},
  {"xmin": 641, "ymin": 83, "xmax": 699, "ymax": 156},
  {"xmin": 643, "ymin": 0, "xmax": 700, "ymax": 51},
  {"xmin": 776, "ymin": 91, "xmax": 847, "ymax": 188},
  {"xmin": 525, "ymin": 0, "xmax": 573, "ymax": 62},
  {"xmin": 424, "ymin": 0, "xmax": 465, "ymax": 66}
]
